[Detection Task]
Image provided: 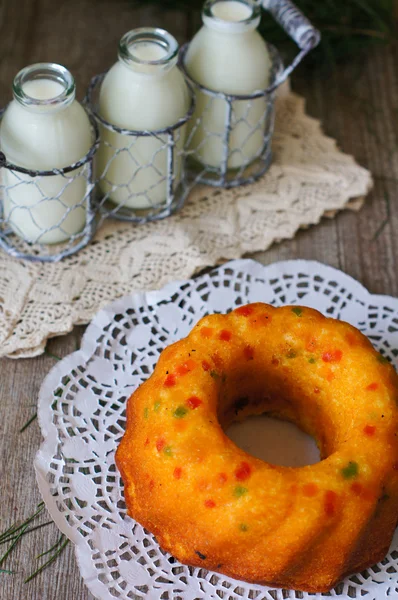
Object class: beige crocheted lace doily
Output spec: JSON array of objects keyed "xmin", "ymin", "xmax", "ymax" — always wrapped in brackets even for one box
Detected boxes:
[{"xmin": 0, "ymin": 92, "xmax": 372, "ymax": 358}]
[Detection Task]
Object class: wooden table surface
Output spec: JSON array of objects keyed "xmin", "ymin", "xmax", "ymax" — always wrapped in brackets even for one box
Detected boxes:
[{"xmin": 0, "ymin": 1, "xmax": 397, "ymax": 598}]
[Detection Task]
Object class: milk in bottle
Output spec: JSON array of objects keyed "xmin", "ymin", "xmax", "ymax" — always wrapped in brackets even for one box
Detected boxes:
[
  {"xmin": 0, "ymin": 63, "xmax": 92, "ymax": 244},
  {"xmin": 185, "ymin": 0, "xmax": 272, "ymax": 170},
  {"xmin": 97, "ymin": 28, "xmax": 190, "ymax": 210}
]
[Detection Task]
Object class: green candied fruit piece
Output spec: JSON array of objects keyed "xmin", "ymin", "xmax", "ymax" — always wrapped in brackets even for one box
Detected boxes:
[
  {"xmin": 239, "ymin": 523, "xmax": 249, "ymax": 532},
  {"xmin": 286, "ymin": 349, "xmax": 297, "ymax": 359},
  {"xmin": 173, "ymin": 406, "xmax": 188, "ymax": 419},
  {"xmin": 144, "ymin": 407, "xmax": 149, "ymax": 419},
  {"xmin": 234, "ymin": 486, "xmax": 248, "ymax": 498},
  {"xmin": 164, "ymin": 446, "xmax": 173, "ymax": 456},
  {"xmin": 154, "ymin": 401, "xmax": 161, "ymax": 412},
  {"xmin": 292, "ymin": 307, "xmax": 303, "ymax": 317},
  {"xmin": 377, "ymin": 354, "xmax": 389, "ymax": 365},
  {"xmin": 308, "ymin": 357, "xmax": 316, "ymax": 364},
  {"xmin": 210, "ymin": 370, "xmax": 220, "ymax": 380},
  {"xmin": 341, "ymin": 461, "xmax": 359, "ymax": 479}
]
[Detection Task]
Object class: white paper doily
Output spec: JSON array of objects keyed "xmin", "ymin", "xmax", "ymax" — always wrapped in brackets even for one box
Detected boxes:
[
  {"xmin": 0, "ymin": 91, "xmax": 372, "ymax": 359},
  {"xmin": 35, "ymin": 259, "xmax": 398, "ymax": 600}
]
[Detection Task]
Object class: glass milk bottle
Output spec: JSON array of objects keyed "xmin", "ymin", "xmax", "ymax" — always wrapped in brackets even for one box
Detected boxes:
[
  {"xmin": 185, "ymin": 0, "xmax": 272, "ymax": 169},
  {"xmin": 97, "ymin": 28, "xmax": 190, "ymax": 210},
  {"xmin": 0, "ymin": 63, "xmax": 92, "ymax": 244}
]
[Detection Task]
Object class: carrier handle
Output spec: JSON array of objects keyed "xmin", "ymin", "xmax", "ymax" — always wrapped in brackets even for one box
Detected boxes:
[{"xmin": 261, "ymin": 0, "xmax": 321, "ymax": 85}]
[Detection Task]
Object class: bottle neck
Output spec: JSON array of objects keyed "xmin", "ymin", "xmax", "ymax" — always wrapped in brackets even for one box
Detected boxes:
[
  {"xmin": 117, "ymin": 28, "xmax": 179, "ymax": 76},
  {"xmin": 13, "ymin": 63, "xmax": 75, "ymax": 113},
  {"xmin": 202, "ymin": 0, "xmax": 261, "ymax": 33}
]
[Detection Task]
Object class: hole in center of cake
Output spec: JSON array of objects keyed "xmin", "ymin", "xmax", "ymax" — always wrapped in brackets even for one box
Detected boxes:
[{"xmin": 226, "ymin": 415, "xmax": 320, "ymax": 467}]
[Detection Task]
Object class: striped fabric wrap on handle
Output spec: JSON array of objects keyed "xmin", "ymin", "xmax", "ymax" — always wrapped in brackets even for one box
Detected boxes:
[
  {"xmin": 261, "ymin": 0, "xmax": 321, "ymax": 86},
  {"xmin": 261, "ymin": 0, "xmax": 320, "ymax": 50}
]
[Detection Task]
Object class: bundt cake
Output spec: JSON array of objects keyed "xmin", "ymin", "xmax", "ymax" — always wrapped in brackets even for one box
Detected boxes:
[{"xmin": 116, "ymin": 303, "xmax": 398, "ymax": 592}]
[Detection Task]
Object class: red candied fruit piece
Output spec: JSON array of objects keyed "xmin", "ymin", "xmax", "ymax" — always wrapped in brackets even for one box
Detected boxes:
[
  {"xmin": 149, "ymin": 479, "xmax": 155, "ymax": 491},
  {"xmin": 271, "ymin": 357, "xmax": 279, "ymax": 366},
  {"xmin": 243, "ymin": 345, "xmax": 254, "ymax": 360},
  {"xmin": 303, "ymin": 483, "xmax": 318, "ymax": 497},
  {"xmin": 212, "ymin": 353, "xmax": 223, "ymax": 369},
  {"xmin": 202, "ymin": 360, "xmax": 211, "ymax": 371},
  {"xmin": 324, "ymin": 490, "xmax": 338, "ymax": 516},
  {"xmin": 235, "ymin": 305, "xmax": 253, "ymax": 317},
  {"xmin": 322, "ymin": 350, "xmax": 343, "ymax": 363},
  {"xmin": 175, "ymin": 359, "xmax": 196, "ymax": 376},
  {"xmin": 175, "ymin": 365, "xmax": 188, "ymax": 376},
  {"xmin": 204, "ymin": 499, "xmax": 216, "ymax": 508},
  {"xmin": 314, "ymin": 387, "xmax": 320, "ymax": 394},
  {"xmin": 351, "ymin": 482, "xmax": 363, "ymax": 496},
  {"xmin": 326, "ymin": 370, "xmax": 335, "ymax": 382},
  {"xmin": 219, "ymin": 330, "xmax": 232, "ymax": 342},
  {"xmin": 366, "ymin": 382, "xmax": 379, "ymax": 391},
  {"xmin": 218, "ymin": 472, "xmax": 228, "ymax": 485},
  {"xmin": 198, "ymin": 478, "xmax": 209, "ymax": 491},
  {"xmin": 173, "ymin": 467, "xmax": 182, "ymax": 480},
  {"xmin": 235, "ymin": 461, "xmax": 252, "ymax": 481},
  {"xmin": 306, "ymin": 338, "xmax": 317, "ymax": 352},
  {"xmin": 257, "ymin": 313, "xmax": 272, "ymax": 326},
  {"xmin": 200, "ymin": 327, "xmax": 213, "ymax": 338},
  {"xmin": 156, "ymin": 438, "xmax": 166, "ymax": 452},
  {"xmin": 351, "ymin": 483, "xmax": 375, "ymax": 502},
  {"xmin": 345, "ymin": 332, "xmax": 357, "ymax": 347},
  {"xmin": 144, "ymin": 437, "xmax": 150, "ymax": 446},
  {"xmin": 187, "ymin": 396, "xmax": 202, "ymax": 409},
  {"xmin": 164, "ymin": 374, "xmax": 176, "ymax": 387},
  {"xmin": 363, "ymin": 424, "xmax": 376, "ymax": 436}
]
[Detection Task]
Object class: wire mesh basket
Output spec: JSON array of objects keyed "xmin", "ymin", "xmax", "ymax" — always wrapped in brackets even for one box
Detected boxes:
[
  {"xmin": 0, "ymin": 0, "xmax": 320, "ymax": 261},
  {"xmin": 0, "ymin": 113, "xmax": 100, "ymax": 262},
  {"xmin": 180, "ymin": 0, "xmax": 321, "ymax": 188},
  {"xmin": 180, "ymin": 43, "xmax": 283, "ymax": 188},
  {"xmin": 85, "ymin": 73, "xmax": 195, "ymax": 224}
]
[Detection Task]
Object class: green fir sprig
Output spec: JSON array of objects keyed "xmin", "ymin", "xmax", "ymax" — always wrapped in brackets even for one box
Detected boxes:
[
  {"xmin": 140, "ymin": 0, "xmax": 396, "ymax": 66},
  {"xmin": 1, "ymin": 347, "xmax": 70, "ymax": 583},
  {"xmin": 25, "ymin": 535, "xmax": 69, "ymax": 584},
  {"xmin": 0, "ymin": 502, "xmax": 69, "ymax": 583}
]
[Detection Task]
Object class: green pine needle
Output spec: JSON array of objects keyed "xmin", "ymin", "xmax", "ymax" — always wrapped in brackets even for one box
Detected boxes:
[
  {"xmin": 0, "ymin": 519, "xmax": 36, "ymax": 568},
  {"xmin": 0, "ymin": 503, "xmax": 69, "ymax": 584},
  {"xmin": 0, "ymin": 503, "xmax": 44, "ymax": 546},
  {"xmin": 0, "ymin": 504, "xmax": 45, "ymax": 568},
  {"xmin": 36, "ymin": 535, "xmax": 65, "ymax": 560},
  {"xmin": 19, "ymin": 413, "xmax": 38, "ymax": 433},
  {"xmin": 44, "ymin": 349, "xmax": 62, "ymax": 361},
  {"xmin": 25, "ymin": 537, "xmax": 69, "ymax": 584},
  {"xmin": 0, "ymin": 524, "xmax": 20, "ymax": 544},
  {"xmin": 0, "ymin": 522, "xmax": 53, "ymax": 547}
]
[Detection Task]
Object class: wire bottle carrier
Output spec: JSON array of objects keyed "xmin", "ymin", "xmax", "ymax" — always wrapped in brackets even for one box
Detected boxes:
[
  {"xmin": 85, "ymin": 72, "xmax": 195, "ymax": 224},
  {"xmin": 179, "ymin": 0, "xmax": 321, "ymax": 187},
  {"xmin": 0, "ymin": 0, "xmax": 320, "ymax": 261}
]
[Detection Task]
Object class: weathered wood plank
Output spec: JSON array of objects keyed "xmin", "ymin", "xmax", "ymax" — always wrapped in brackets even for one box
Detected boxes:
[{"xmin": 0, "ymin": 0, "xmax": 397, "ymax": 597}]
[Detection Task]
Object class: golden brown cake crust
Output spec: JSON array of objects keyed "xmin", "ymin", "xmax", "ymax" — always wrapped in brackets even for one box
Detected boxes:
[{"xmin": 116, "ymin": 303, "xmax": 398, "ymax": 592}]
